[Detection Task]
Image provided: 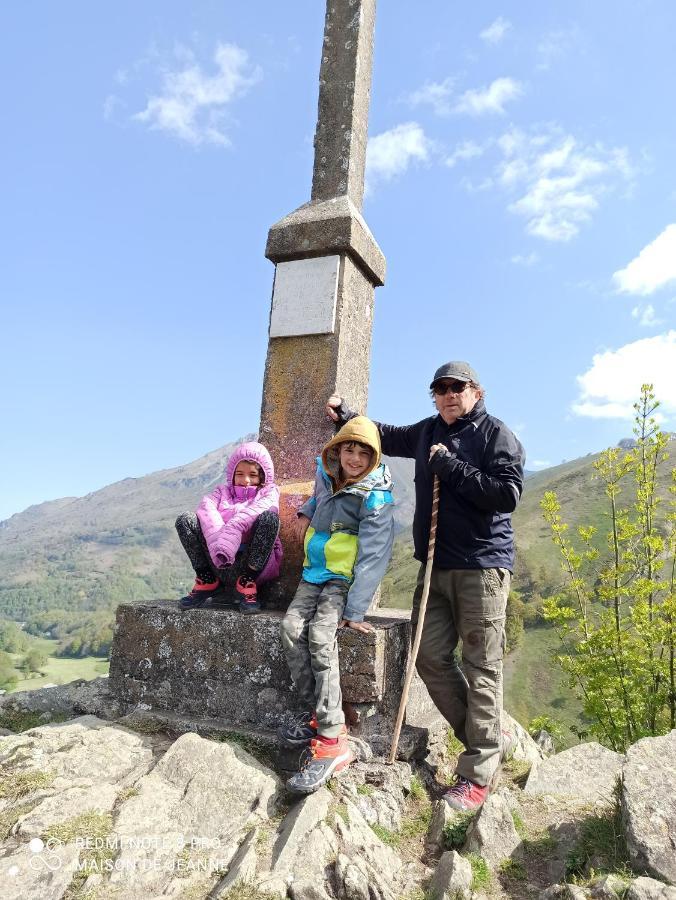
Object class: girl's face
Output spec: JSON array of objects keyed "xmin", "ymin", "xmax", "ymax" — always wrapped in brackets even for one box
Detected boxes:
[{"xmin": 233, "ymin": 461, "xmax": 262, "ymax": 487}]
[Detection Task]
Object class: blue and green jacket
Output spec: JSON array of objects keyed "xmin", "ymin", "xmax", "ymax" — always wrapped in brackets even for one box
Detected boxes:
[{"xmin": 298, "ymin": 456, "xmax": 395, "ymax": 623}]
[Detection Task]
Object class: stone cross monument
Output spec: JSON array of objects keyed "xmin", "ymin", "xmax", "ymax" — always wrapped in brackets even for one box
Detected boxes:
[{"xmin": 259, "ymin": 0, "xmax": 386, "ymax": 600}]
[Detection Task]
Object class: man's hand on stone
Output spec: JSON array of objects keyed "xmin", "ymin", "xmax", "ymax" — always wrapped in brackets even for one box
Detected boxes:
[
  {"xmin": 326, "ymin": 395, "xmax": 342, "ymax": 422},
  {"xmin": 292, "ymin": 514, "xmax": 311, "ymax": 543},
  {"xmin": 339, "ymin": 619, "xmax": 375, "ymax": 633}
]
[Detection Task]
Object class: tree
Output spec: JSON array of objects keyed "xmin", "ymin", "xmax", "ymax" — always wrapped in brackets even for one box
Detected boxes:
[
  {"xmin": 21, "ymin": 648, "xmax": 48, "ymax": 675},
  {"xmin": 541, "ymin": 385, "xmax": 676, "ymax": 752},
  {"xmin": 0, "ymin": 649, "xmax": 18, "ymax": 691}
]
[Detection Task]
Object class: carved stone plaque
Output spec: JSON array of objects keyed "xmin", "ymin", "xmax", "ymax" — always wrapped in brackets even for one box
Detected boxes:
[{"xmin": 269, "ymin": 255, "xmax": 340, "ymax": 337}]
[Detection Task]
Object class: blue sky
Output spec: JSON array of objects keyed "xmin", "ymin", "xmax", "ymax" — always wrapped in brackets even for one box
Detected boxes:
[{"xmin": 1, "ymin": 1, "xmax": 675, "ymax": 521}]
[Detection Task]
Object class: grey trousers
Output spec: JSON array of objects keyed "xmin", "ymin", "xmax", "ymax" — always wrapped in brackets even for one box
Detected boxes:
[
  {"xmin": 280, "ymin": 579, "xmax": 349, "ymax": 739},
  {"xmin": 411, "ymin": 565, "xmax": 510, "ymax": 786}
]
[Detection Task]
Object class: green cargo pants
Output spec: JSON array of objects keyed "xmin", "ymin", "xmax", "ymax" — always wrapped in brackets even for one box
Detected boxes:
[
  {"xmin": 280, "ymin": 578, "xmax": 349, "ymax": 739},
  {"xmin": 411, "ymin": 565, "xmax": 510, "ymax": 786}
]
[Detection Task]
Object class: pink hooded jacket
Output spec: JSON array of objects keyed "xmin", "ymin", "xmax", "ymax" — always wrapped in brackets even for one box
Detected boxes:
[{"xmin": 196, "ymin": 441, "xmax": 282, "ymax": 584}]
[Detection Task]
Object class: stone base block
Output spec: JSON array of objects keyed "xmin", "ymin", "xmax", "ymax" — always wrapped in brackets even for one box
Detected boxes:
[{"xmin": 109, "ymin": 601, "xmax": 442, "ymax": 754}]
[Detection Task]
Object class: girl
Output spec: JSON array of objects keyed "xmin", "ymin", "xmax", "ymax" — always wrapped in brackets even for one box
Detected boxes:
[{"xmin": 175, "ymin": 441, "xmax": 282, "ymax": 613}]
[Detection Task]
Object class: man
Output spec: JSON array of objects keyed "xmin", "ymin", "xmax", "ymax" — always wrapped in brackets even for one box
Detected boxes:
[{"xmin": 326, "ymin": 361, "xmax": 525, "ymax": 810}]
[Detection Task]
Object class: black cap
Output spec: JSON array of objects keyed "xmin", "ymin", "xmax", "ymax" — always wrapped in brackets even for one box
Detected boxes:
[{"xmin": 429, "ymin": 361, "xmax": 480, "ymax": 389}]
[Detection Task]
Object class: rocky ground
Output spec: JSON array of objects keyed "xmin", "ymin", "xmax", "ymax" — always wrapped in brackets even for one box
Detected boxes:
[{"xmin": 0, "ymin": 679, "xmax": 674, "ymax": 900}]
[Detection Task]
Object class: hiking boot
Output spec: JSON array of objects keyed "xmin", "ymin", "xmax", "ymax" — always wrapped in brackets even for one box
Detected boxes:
[
  {"xmin": 286, "ymin": 734, "xmax": 355, "ymax": 795},
  {"xmin": 277, "ymin": 713, "xmax": 318, "ymax": 747},
  {"xmin": 443, "ymin": 775, "xmax": 489, "ymax": 811},
  {"xmin": 179, "ymin": 577, "xmax": 221, "ymax": 610},
  {"xmin": 236, "ymin": 574, "xmax": 260, "ymax": 614}
]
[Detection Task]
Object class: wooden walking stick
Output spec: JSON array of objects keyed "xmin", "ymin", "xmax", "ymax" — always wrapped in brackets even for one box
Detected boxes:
[{"xmin": 388, "ymin": 474, "xmax": 440, "ymax": 764}]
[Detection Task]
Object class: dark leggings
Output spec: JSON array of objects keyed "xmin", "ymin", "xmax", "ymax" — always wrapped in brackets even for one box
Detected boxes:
[{"xmin": 175, "ymin": 510, "xmax": 280, "ymax": 584}]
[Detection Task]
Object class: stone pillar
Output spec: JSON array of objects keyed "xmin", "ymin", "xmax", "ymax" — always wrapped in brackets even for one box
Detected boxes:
[{"xmin": 259, "ymin": 0, "xmax": 386, "ymax": 605}]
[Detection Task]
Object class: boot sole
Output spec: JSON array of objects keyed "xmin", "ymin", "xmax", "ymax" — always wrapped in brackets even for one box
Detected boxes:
[{"xmin": 285, "ymin": 749, "xmax": 355, "ymax": 795}]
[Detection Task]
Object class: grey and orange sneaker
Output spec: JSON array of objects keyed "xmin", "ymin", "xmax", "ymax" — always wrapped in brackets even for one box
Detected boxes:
[
  {"xmin": 277, "ymin": 713, "xmax": 318, "ymax": 747},
  {"xmin": 179, "ymin": 577, "xmax": 222, "ymax": 610},
  {"xmin": 286, "ymin": 733, "xmax": 355, "ymax": 795}
]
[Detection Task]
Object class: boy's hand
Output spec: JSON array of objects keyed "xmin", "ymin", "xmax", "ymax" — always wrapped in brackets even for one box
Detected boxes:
[
  {"xmin": 291, "ymin": 514, "xmax": 311, "ymax": 543},
  {"xmin": 429, "ymin": 443, "xmax": 446, "ymax": 461},
  {"xmin": 339, "ymin": 619, "xmax": 375, "ymax": 633},
  {"xmin": 326, "ymin": 395, "xmax": 342, "ymax": 422}
]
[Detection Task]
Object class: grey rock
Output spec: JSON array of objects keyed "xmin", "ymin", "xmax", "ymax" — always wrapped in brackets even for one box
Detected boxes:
[
  {"xmin": 622, "ymin": 730, "xmax": 676, "ymax": 884},
  {"xmin": 590, "ymin": 874, "xmax": 629, "ymax": 898},
  {"xmin": 626, "ymin": 877, "xmax": 676, "ymax": 900},
  {"xmin": 0, "ymin": 676, "xmax": 121, "ymax": 722},
  {"xmin": 525, "ymin": 742, "xmax": 624, "ymax": 802},
  {"xmin": 429, "ymin": 849, "xmax": 472, "ymax": 900},
  {"xmin": 211, "ymin": 827, "xmax": 258, "ymax": 896},
  {"xmin": 464, "ymin": 789, "xmax": 522, "ymax": 866},
  {"xmin": 425, "ymin": 799, "xmax": 457, "ymax": 857},
  {"xmin": 269, "ymin": 788, "xmax": 332, "ymax": 876},
  {"xmin": 108, "ymin": 731, "xmax": 280, "ymax": 897},
  {"xmin": 533, "ymin": 729, "xmax": 557, "ymax": 756},
  {"xmin": 289, "ymin": 880, "xmax": 335, "ymax": 900},
  {"xmin": 503, "ymin": 711, "xmax": 545, "ymax": 764},
  {"xmin": 336, "ymin": 852, "xmax": 372, "ymax": 900},
  {"xmin": 0, "ymin": 839, "xmax": 81, "ymax": 900}
]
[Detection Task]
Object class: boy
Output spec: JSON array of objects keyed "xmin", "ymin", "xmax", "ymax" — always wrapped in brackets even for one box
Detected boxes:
[{"xmin": 279, "ymin": 416, "xmax": 395, "ymax": 794}]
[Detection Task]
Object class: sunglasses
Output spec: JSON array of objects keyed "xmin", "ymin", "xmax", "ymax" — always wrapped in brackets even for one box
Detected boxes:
[{"xmin": 432, "ymin": 380, "xmax": 470, "ymax": 396}]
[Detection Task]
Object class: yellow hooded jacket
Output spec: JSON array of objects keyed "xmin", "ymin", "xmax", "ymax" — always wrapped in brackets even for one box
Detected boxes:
[{"xmin": 297, "ymin": 417, "xmax": 395, "ymax": 622}]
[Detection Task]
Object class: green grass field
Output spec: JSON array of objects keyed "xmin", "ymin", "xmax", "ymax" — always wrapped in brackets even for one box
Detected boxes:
[{"xmin": 8, "ymin": 637, "xmax": 109, "ymax": 693}]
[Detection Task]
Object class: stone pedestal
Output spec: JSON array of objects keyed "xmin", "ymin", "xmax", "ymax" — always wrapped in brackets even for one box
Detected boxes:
[{"xmin": 108, "ymin": 601, "xmax": 441, "ymax": 756}]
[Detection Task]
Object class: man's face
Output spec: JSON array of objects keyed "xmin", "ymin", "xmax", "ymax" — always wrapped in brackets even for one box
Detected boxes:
[{"xmin": 432, "ymin": 379, "xmax": 481, "ymax": 425}]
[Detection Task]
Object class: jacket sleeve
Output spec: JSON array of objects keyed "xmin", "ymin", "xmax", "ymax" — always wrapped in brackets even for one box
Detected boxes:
[
  {"xmin": 333, "ymin": 397, "xmax": 424, "ymax": 460},
  {"xmin": 206, "ymin": 486, "xmax": 280, "ymax": 568},
  {"xmin": 342, "ymin": 493, "xmax": 395, "ymax": 622},
  {"xmin": 196, "ymin": 487, "xmax": 226, "ymax": 545},
  {"xmin": 429, "ymin": 425, "xmax": 524, "ymax": 513}
]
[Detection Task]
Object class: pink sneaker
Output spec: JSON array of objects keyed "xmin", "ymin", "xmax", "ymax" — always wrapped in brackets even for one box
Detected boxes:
[{"xmin": 443, "ymin": 776, "xmax": 489, "ymax": 811}]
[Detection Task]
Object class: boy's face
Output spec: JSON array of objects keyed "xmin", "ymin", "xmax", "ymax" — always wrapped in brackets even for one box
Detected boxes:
[
  {"xmin": 339, "ymin": 442, "xmax": 373, "ymax": 480},
  {"xmin": 233, "ymin": 461, "xmax": 262, "ymax": 487}
]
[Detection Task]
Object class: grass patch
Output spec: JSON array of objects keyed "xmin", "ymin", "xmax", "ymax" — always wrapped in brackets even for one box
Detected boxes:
[
  {"xmin": 400, "ymin": 805, "xmax": 433, "ymax": 840},
  {"xmin": 408, "ymin": 775, "xmax": 426, "ymax": 801},
  {"xmin": 565, "ymin": 798, "xmax": 630, "ymax": 880},
  {"xmin": 9, "ymin": 648, "xmax": 109, "ymax": 693},
  {"xmin": 502, "ymin": 757, "xmax": 532, "ymax": 786},
  {"xmin": 442, "ymin": 811, "xmax": 475, "ymax": 850},
  {"xmin": 48, "ymin": 811, "xmax": 115, "ymax": 899},
  {"xmin": 0, "ymin": 709, "xmax": 49, "ymax": 732},
  {"xmin": 332, "ymin": 802, "xmax": 349, "ymax": 824},
  {"xmin": 467, "ymin": 853, "xmax": 491, "ymax": 891},
  {"xmin": 523, "ymin": 832, "xmax": 557, "ymax": 858},
  {"xmin": 511, "ymin": 808, "xmax": 527, "ymax": 839},
  {"xmin": 0, "ymin": 800, "xmax": 35, "ymax": 840},
  {"xmin": 0, "ymin": 766, "xmax": 55, "ymax": 801},
  {"xmin": 370, "ymin": 823, "xmax": 400, "ymax": 847},
  {"xmin": 44, "ymin": 810, "xmax": 113, "ymax": 845},
  {"xmin": 121, "ymin": 717, "xmax": 166, "ymax": 735},
  {"xmin": 218, "ymin": 883, "xmax": 282, "ymax": 900},
  {"xmin": 219, "ymin": 732, "xmax": 275, "ymax": 768},
  {"xmin": 445, "ymin": 730, "xmax": 464, "ymax": 758},
  {"xmin": 116, "ymin": 786, "xmax": 140, "ymax": 803},
  {"xmin": 499, "ymin": 858, "xmax": 528, "ymax": 882},
  {"xmin": 356, "ymin": 783, "xmax": 374, "ymax": 796}
]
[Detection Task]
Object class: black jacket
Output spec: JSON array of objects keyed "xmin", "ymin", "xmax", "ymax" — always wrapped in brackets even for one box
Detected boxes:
[{"xmin": 339, "ymin": 400, "xmax": 525, "ymax": 570}]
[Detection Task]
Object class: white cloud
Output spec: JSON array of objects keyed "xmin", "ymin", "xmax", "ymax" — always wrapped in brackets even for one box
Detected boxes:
[
  {"xmin": 366, "ymin": 122, "xmax": 432, "ymax": 192},
  {"xmin": 496, "ymin": 127, "xmax": 633, "ymax": 241},
  {"xmin": 573, "ymin": 331, "xmax": 676, "ymax": 420},
  {"xmin": 454, "ymin": 77, "xmax": 523, "ymax": 116},
  {"xmin": 480, "ymin": 17, "xmax": 512, "ymax": 45},
  {"xmin": 445, "ymin": 140, "xmax": 487, "ymax": 168},
  {"xmin": 133, "ymin": 43, "xmax": 261, "ymax": 146},
  {"xmin": 612, "ymin": 225, "xmax": 676, "ymax": 296},
  {"xmin": 405, "ymin": 77, "xmax": 455, "ymax": 116},
  {"xmin": 511, "ymin": 252, "xmax": 539, "ymax": 266},
  {"xmin": 536, "ymin": 29, "xmax": 579, "ymax": 71},
  {"xmin": 631, "ymin": 304, "xmax": 663, "ymax": 327}
]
